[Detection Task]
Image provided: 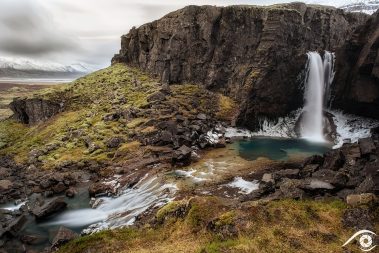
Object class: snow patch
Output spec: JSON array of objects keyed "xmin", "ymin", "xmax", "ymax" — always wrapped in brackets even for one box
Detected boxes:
[{"xmin": 227, "ymin": 177, "xmax": 259, "ymax": 194}]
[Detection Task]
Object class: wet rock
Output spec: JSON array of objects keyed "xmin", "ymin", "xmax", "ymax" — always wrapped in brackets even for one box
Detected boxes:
[
  {"xmin": 346, "ymin": 193, "xmax": 377, "ymax": 206},
  {"xmin": 214, "ymin": 138, "xmax": 226, "ymax": 148},
  {"xmin": 5, "ymin": 215, "xmax": 27, "ymax": 237},
  {"xmin": 51, "ymin": 226, "xmax": 78, "ymax": 248},
  {"xmin": 32, "ymin": 197, "xmax": 67, "ymax": 219},
  {"xmin": 27, "ymin": 193, "xmax": 44, "ymax": 211},
  {"xmin": 20, "ymin": 234, "xmax": 47, "ymax": 245},
  {"xmin": 89, "ymin": 198, "xmax": 104, "ymax": 208},
  {"xmin": 88, "ymin": 182, "xmax": 112, "ymax": 197},
  {"xmin": 65, "ymin": 187, "xmax": 77, "ymax": 198},
  {"xmin": 359, "ymin": 138, "xmax": 376, "ymax": 156}
]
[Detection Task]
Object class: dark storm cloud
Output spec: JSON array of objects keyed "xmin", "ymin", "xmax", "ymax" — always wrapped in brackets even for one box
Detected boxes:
[{"xmin": 0, "ymin": 0, "xmax": 79, "ymax": 57}]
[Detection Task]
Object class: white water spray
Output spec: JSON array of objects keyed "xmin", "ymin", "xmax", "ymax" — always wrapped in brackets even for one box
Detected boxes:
[{"xmin": 300, "ymin": 51, "xmax": 335, "ymax": 142}]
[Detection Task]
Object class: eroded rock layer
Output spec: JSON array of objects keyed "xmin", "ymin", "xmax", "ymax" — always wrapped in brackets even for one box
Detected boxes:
[{"xmin": 112, "ymin": 3, "xmax": 368, "ymax": 130}]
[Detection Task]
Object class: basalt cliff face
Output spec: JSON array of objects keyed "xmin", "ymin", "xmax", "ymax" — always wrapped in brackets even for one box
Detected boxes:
[
  {"xmin": 332, "ymin": 10, "xmax": 379, "ymax": 119},
  {"xmin": 112, "ymin": 3, "xmax": 368, "ymax": 130}
]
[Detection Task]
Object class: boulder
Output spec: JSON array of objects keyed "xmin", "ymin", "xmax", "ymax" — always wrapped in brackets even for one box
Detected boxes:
[
  {"xmin": 300, "ymin": 164, "xmax": 319, "ymax": 177},
  {"xmin": 5, "ymin": 215, "xmax": 27, "ymax": 237},
  {"xmin": 274, "ymin": 169, "xmax": 300, "ymax": 180},
  {"xmin": 278, "ymin": 179, "xmax": 305, "ymax": 199},
  {"xmin": 88, "ymin": 182, "xmax": 112, "ymax": 197},
  {"xmin": 346, "ymin": 193, "xmax": 377, "ymax": 206},
  {"xmin": 51, "ymin": 226, "xmax": 78, "ymax": 248},
  {"xmin": 0, "ymin": 180, "xmax": 13, "ymax": 191},
  {"xmin": 174, "ymin": 145, "xmax": 192, "ymax": 162},
  {"xmin": 147, "ymin": 91, "xmax": 166, "ymax": 102},
  {"xmin": 321, "ymin": 150, "xmax": 345, "ymax": 171},
  {"xmin": 53, "ymin": 182, "xmax": 68, "ymax": 194},
  {"xmin": 356, "ymin": 176, "xmax": 375, "ymax": 193},
  {"xmin": 32, "ymin": 197, "xmax": 67, "ymax": 219},
  {"xmin": 359, "ymin": 138, "xmax": 376, "ymax": 156},
  {"xmin": 261, "ymin": 173, "xmax": 274, "ymax": 184},
  {"xmin": 65, "ymin": 187, "xmax": 77, "ymax": 198},
  {"xmin": 106, "ymin": 136, "xmax": 125, "ymax": 148}
]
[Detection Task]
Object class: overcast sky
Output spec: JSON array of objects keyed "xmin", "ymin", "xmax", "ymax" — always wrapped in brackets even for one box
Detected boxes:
[{"xmin": 0, "ymin": 0, "xmax": 354, "ymax": 69}]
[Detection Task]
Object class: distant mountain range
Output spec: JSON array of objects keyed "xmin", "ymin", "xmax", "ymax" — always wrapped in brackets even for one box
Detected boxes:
[
  {"xmin": 0, "ymin": 57, "xmax": 94, "ymax": 80},
  {"xmin": 339, "ymin": 0, "xmax": 379, "ymax": 15}
]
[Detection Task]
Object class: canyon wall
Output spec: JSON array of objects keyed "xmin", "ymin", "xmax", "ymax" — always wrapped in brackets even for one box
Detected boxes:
[
  {"xmin": 112, "ymin": 3, "xmax": 368, "ymax": 130},
  {"xmin": 332, "ymin": 10, "xmax": 379, "ymax": 119}
]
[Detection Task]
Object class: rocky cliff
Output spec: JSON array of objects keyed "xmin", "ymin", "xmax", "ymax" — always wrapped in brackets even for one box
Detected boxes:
[
  {"xmin": 10, "ymin": 98, "xmax": 62, "ymax": 124},
  {"xmin": 112, "ymin": 3, "xmax": 368, "ymax": 130},
  {"xmin": 332, "ymin": 10, "xmax": 379, "ymax": 119}
]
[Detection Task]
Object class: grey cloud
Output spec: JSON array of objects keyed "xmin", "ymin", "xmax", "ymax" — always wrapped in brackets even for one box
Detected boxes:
[{"xmin": 0, "ymin": 0, "xmax": 79, "ymax": 57}]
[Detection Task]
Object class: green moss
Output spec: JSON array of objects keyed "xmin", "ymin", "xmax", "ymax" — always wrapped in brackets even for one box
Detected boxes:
[
  {"xmin": 126, "ymin": 118, "xmax": 146, "ymax": 129},
  {"xmin": 156, "ymin": 200, "xmax": 188, "ymax": 222}
]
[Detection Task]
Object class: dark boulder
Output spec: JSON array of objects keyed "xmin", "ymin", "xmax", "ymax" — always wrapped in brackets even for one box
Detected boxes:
[
  {"xmin": 32, "ymin": 197, "xmax": 67, "ymax": 219},
  {"xmin": 51, "ymin": 226, "xmax": 78, "ymax": 248},
  {"xmin": 106, "ymin": 136, "xmax": 125, "ymax": 148},
  {"xmin": 359, "ymin": 138, "xmax": 376, "ymax": 156},
  {"xmin": 321, "ymin": 150, "xmax": 345, "ymax": 171},
  {"xmin": 10, "ymin": 98, "xmax": 62, "ymax": 124}
]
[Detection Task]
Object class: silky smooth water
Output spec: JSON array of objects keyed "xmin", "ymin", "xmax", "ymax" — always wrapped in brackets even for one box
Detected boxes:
[{"xmin": 235, "ymin": 137, "xmax": 331, "ymax": 161}]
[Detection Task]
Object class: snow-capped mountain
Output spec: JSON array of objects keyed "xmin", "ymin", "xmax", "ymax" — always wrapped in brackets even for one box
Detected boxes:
[
  {"xmin": 0, "ymin": 57, "xmax": 93, "ymax": 73},
  {"xmin": 339, "ymin": 0, "xmax": 379, "ymax": 15}
]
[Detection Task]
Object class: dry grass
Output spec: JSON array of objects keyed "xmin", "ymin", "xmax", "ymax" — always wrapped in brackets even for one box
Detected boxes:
[{"xmin": 58, "ymin": 197, "xmax": 366, "ymax": 253}]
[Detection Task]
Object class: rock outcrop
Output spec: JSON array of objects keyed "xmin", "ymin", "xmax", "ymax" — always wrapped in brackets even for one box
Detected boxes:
[
  {"xmin": 332, "ymin": 10, "xmax": 379, "ymax": 119},
  {"xmin": 10, "ymin": 97, "xmax": 62, "ymax": 124},
  {"xmin": 112, "ymin": 3, "xmax": 368, "ymax": 130}
]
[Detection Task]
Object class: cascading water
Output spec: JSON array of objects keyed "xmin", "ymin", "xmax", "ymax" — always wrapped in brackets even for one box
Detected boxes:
[{"xmin": 300, "ymin": 51, "xmax": 335, "ymax": 142}]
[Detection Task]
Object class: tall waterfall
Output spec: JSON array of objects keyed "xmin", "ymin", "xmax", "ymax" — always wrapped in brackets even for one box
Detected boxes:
[{"xmin": 300, "ymin": 51, "xmax": 335, "ymax": 142}]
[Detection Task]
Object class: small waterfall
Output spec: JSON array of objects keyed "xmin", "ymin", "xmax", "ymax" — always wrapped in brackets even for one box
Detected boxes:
[{"xmin": 300, "ymin": 51, "xmax": 335, "ymax": 142}]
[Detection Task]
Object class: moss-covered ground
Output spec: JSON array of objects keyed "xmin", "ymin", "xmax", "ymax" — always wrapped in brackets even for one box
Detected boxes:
[
  {"xmin": 0, "ymin": 64, "xmax": 236, "ymax": 169},
  {"xmin": 58, "ymin": 197, "xmax": 374, "ymax": 253}
]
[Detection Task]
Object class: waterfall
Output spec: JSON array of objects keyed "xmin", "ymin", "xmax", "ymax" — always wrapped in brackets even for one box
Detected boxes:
[{"xmin": 300, "ymin": 51, "xmax": 335, "ymax": 142}]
